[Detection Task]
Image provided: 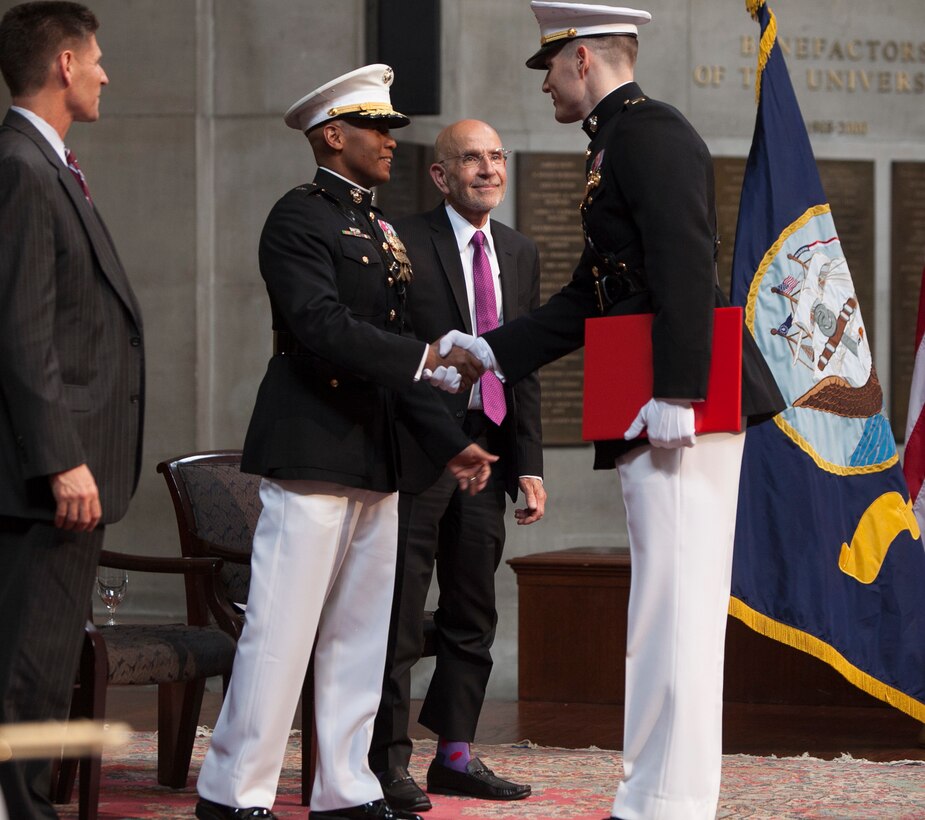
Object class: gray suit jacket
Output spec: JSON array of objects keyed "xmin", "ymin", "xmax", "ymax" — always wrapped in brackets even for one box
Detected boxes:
[{"xmin": 0, "ymin": 109, "xmax": 144, "ymax": 522}]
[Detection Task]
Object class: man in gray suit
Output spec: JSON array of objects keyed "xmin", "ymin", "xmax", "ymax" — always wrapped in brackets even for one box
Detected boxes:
[{"xmin": 0, "ymin": 3, "xmax": 144, "ymax": 817}]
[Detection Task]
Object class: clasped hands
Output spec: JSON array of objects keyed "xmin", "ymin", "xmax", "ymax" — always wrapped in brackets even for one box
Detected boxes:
[{"xmin": 423, "ymin": 330, "xmax": 497, "ymax": 393}]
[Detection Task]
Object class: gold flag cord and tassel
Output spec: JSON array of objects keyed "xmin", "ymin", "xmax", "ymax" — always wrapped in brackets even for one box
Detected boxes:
[{"xmin": 746, "ymin": 0, "xmax": 778, "ymax": 103}]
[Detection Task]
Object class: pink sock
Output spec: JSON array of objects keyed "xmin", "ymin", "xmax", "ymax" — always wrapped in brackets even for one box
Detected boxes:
[{"xmin": 436, "ymin": 738, "xmax": 471, "ymax": 772}]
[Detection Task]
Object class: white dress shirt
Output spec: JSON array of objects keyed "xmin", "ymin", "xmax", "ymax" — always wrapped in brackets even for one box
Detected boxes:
[
  {"xmin": 11, "ymin": 106, "xmax": 67, "ymax": 165},
  {"xmin": 444, "ymin": 202, "xmax": 503, "ymax": 411}
]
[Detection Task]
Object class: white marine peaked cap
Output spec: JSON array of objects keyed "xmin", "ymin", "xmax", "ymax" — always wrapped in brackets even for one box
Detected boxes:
[
  {"xmin": 526, "ymin": 1, "xmax": 652, "ymax": 69},
  {"xmin": 284, "ymin": 63, "xmax": 410, "ymax": 133}
]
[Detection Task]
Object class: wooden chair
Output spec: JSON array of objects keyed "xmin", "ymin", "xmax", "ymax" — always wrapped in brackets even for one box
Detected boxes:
[
  {"xmin": 156, "ymin": 451, "xmax": 318, "ymax": 803},
  {"xmin": 156, "ymin": 451, "xmax": 437, "ymax": 806},
  {"xmin": 54, "ymin": 548, "xmax": 238, "ymax": 820}
]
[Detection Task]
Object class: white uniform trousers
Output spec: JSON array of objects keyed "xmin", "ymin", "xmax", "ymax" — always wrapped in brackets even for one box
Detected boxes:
[
  {"xmin": 611, "ymin": 430, "xmax": 746, "ymax": 820},
  {"xmin": 197, "ymin": 478, "xmax": 398, "ymax": 812}
]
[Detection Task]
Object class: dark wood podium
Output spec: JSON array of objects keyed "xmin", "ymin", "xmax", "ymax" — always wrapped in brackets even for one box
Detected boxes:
[{"xmin": 508, "ymin": 547, "xmax": 881, "ymax": 707}]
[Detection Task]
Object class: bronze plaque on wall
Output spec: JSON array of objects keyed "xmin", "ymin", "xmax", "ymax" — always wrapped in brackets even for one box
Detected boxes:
[
  {"xmin": 516, "ymin": 153, "xmax": 587, "ymax": 445},
  {"xmin": 818, "ymin": 160, "xmax": 876, "ymax": 354},
  {"xmin": 517, "ymin": 153, "xmax": 585, "ymax": 444},
  {"xmin": 713, "ymin": 157, "xmax": 747, "ymax": 297},
  {"xmin": 890, "ymin": 162, "xmax": 925, "ymax": 441}
]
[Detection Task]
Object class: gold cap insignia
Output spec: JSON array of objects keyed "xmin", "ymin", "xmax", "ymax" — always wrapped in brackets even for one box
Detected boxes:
[
  {"xmin": 382, "ymin": 67, "xmax": 393, "ymax": 85},
  {"xmin": 540, "ymin": 27, "xmax": 578, "ymax": 45}
]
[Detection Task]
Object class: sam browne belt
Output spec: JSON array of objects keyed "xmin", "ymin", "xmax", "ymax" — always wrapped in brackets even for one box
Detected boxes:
[
  {"xmin": 591, "ymin": 261, "xmax": 647, "ymax": 314},
  {"xmin": 583, "ymin": 225, "xmax": 647, "ymax": 313}
]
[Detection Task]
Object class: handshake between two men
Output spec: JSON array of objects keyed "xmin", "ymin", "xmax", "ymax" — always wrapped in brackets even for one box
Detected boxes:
[
  {"xmin": 423, "ymin": 330, "xmax": 497, "ymax": 394},
  {"xmin": 424, "ymin": 330, "xmax": 698, "ymax": 451},
  {"xmin": 420, "ymin": 330, "xmax": 503, "ymax": 498}
]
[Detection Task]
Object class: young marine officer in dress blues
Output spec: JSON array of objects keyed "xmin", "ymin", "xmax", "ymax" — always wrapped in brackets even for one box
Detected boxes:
[
  {"xmin": 194, "ymin": 64, "xmax": 496, "ymax": 820},
  {"xmin": 433, "ymin": 4, "xmax": 784, "ymax": 820}
]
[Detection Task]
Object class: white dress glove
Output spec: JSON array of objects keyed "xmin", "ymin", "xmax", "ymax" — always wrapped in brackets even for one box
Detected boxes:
[
  {"xmin": 437, "ymin": 330, "xmax": 502, "ymax": 377},
  {"xmin": 624, "ymin": 398, "xmax": 697, "ymax": 449},
  {"xmin": 422, "ymin": 365, "xmax": 462, "ymax": 393}
]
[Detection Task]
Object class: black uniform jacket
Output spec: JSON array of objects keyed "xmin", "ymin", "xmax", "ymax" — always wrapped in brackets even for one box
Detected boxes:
[
  {"xmin": 483, "ymin": 84, "xmax": 784, "ymax": 468},
  {"xmin": 0, "ymin": 109, "xmax": 144, "ymax": 521},
  {"xmin": 242, "ymin": 168, "xmax": 471, "ymax": 491},
  {"xmin": 393, "ymin": 204, "xmax": 543, "ymax": 500}
]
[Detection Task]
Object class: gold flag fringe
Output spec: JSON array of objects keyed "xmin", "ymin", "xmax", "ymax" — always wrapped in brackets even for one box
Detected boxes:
[
  {"xmin": 746, "ymin": 0, "xmax": 778, "ymax": 103},
  {"xmin": 729, "ymin": 596, "xmax": 925, "ymax": 722}
]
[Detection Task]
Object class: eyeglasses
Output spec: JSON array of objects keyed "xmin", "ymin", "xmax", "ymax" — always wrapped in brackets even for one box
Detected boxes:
[{"xmin": 439, "ymin": 149, "xmax": 511, "ymax": 168}]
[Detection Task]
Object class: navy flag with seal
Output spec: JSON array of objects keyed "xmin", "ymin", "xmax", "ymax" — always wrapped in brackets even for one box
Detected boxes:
[{"xmin": 729, "ymin": 0, "xmax": 925, "ymax": 721}]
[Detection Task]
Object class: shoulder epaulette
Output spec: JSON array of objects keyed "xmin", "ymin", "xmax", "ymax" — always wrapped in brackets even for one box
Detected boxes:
[
  {"xmin": 292, "ymin": 182, "xmax": 322, "ymax": 195},
  {"xmin": 315, "ymin": 187, "xmax": 344, "ymax": 205}
]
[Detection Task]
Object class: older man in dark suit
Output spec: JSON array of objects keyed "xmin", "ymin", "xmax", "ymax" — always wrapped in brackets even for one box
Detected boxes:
[
  {"xmin": 370, "ymin": 120, "xmax": 544, "ymax": 811},
  {"xmin": 0, "ymin": 3, "xmax": 144, "ymax": 817}
]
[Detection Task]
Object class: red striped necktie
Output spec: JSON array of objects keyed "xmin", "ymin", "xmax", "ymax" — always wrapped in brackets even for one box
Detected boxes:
[{"xmin": 65, "ymin": 148, "xmax": 93, "ymax": 204}]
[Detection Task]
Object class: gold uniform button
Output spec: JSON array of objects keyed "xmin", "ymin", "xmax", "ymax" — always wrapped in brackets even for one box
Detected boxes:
[
  {"xmin": 389, "ymin": 309, "xmax": 397, "ymax": 321},
  {"xmin": 587, "ymin": 196, "xmax": 593, "ymax": 205},
  {"xmin": 382, "ymin": 242, "xmax": 389, "ymax": 251},
  {"xmin": 362, "ymin": 255, "xmax": 369, "ymax": 264},
  {"xmin": 369, "ymin": 211, "xmax": 376, "ymax": 221},
  {"xmin": 329, "ymin": 378, "xmax": 339, "ymax": 388},
  {"xmin": 387, "ymin": 276, "xmax": 395, "ymax": 286}
]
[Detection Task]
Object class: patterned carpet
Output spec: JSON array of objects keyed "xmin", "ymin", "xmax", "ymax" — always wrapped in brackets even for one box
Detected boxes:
[{"xmin": 56, "ymin": 733, "xmax": 925, "ymax": 819}]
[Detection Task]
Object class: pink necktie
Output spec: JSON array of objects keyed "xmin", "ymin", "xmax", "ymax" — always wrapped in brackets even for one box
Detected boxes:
[
  {"xmin": 471, "ymin": 230, "xmax": 507, "ymax": 425},
  {"xmin": 65, "ymin": 148, "xmax": 92, "ymax": 204}
]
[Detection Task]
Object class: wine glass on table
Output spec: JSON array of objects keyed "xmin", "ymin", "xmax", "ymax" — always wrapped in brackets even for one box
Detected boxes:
[{"xmin": 96, "ymin": 568, "xmax": 128, "ymax": 626}]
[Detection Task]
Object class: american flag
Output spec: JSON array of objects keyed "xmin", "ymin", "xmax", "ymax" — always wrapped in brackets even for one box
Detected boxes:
[
  {"xmin": 776, "ymin": 273, "xmax": 799, "ymax": 294},
  {"xmin": 903, "ymin": 264, "xmax": 925, "ymax": 536}
]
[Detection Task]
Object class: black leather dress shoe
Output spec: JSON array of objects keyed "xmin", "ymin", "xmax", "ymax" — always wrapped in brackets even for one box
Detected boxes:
[
  {"xmin": 377, "ymin": 766, "xmax": 432, "ymax": 812},
  {"xmin": 311, "ymin": 798, "xmax": 423, "ymax": 820},
  {"xmin": 195, "ymin": 797, "xmax": 277, "ymax": 819},
  {"xmin": 426, "ymin": 757, "xmax": 531, "ymax": 801}
]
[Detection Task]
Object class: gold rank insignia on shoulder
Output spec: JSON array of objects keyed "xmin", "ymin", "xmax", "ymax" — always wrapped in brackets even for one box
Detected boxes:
[
  {"xmin": 624, "ymin": 96, "xmax": 647, "ymax": 107},
  {"xmin": 350, "ymin": 188, "xmax": 364, "ymax": 204},
  {"xmin": 377, "ymin": 218, "xmax": 413, "ymax": 282}
]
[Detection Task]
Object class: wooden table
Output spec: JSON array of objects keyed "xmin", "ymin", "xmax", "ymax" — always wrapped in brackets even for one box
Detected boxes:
[{"xmin": 509, "ymin": 547, "xmax": 880, "ymax": 708}]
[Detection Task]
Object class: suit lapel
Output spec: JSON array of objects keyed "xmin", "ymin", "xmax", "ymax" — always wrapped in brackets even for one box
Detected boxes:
[
  {"xmin": 4, "ymin": 111, "xmax": 142, "ymax": 330},
  {"xmin": 428, "ymin": 206, "xmax": 473, "ymax": 334},
  {"xmin": 494, "ymin": 231, "xmax": 519, "ymax": 323},
  {"xmin": 58, "ymin": 166, "xmax": 142, "ymax": 328}
]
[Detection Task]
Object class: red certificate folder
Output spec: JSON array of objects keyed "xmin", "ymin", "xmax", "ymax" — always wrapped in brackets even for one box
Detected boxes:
[{"xmin": 582, "ymin": 306, "xmax": 743, "ymax": 441}]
